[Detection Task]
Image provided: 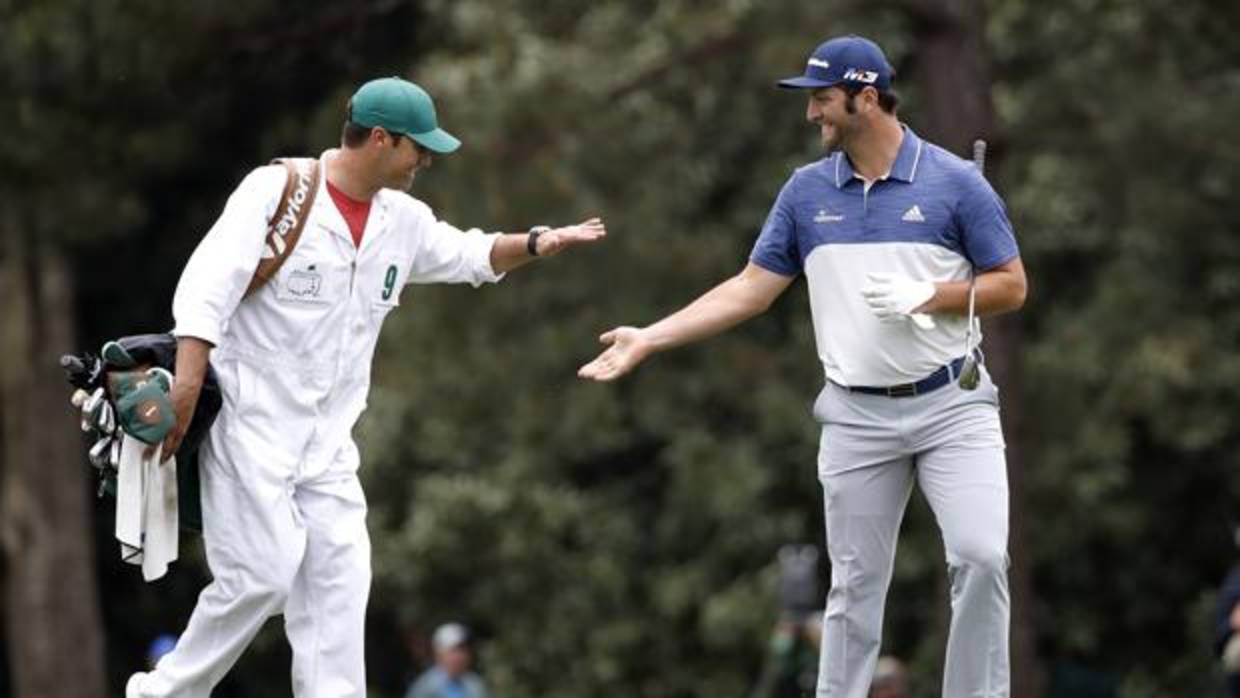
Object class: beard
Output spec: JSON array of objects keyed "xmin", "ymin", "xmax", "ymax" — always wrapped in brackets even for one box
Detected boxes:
[
  {"xmin": 821, "ymin": 94, "xmax": 858, "ymax": 155},
  {"xmin": 820, "ymin": 121, "xmax": 846, "ymax": 155}
]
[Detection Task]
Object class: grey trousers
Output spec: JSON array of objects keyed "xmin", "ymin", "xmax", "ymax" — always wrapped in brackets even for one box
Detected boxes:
[{"xmin": 813, "ymin": 369, "xmax": 1010, "ymax": 698}]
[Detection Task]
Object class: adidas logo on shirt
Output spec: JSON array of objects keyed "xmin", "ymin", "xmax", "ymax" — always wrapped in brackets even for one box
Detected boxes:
[{"xmin": 901, "ymin": 205, "xmax": 926, "ymax": 223}]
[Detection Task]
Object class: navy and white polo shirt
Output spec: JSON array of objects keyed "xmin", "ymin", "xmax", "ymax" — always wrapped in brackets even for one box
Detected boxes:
[{"xmin": 750, "ymin": 126, "xmax": 1019, "ymax": 387}]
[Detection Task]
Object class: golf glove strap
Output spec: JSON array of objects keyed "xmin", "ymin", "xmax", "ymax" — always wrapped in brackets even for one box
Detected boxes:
[{"xmin": 861, "ymin": 272, "xmax": 936, "ymax": 328}]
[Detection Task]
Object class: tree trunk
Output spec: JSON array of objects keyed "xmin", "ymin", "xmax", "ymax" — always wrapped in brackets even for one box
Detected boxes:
[
  {"xmin": 906, "ymin": 1, "xmax": 1043, "ymax": 695},
  {"xmin": 0, "ymin": 228, "xmax": 107, "ymax": 698}
]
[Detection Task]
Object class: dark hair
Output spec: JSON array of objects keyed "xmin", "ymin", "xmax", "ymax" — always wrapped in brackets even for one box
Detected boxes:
[
  {"xmin": 341, "ymin": 122, "xmax": 404, "ymax": 149},
  {"xmin": 841, "ymin": 83, "xmax": 899, "ymax": 114},
  {"xmin": 341, "ymin": 98, "xmax": 403, "ymax": 149},
  {"xmin": 341, "ymin": 121, "xmax": 371, "ymax": 148}
]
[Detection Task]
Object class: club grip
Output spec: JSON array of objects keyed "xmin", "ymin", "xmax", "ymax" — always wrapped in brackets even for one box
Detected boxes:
[{"xmin": 60, "ymin": 354, "xmax": 85, "ymax": 373}]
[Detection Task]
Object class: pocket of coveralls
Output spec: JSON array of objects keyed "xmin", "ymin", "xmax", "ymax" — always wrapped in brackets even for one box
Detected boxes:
[
  {"xmin": 369, "ymin": 273, "xmax": 402, "ymax": 326},
  {"xmin": 370, "ymin": 263, "xmax": 403, "ymax": 322},
  {"xmin": 273, "ymin": 262, "xmax": 339, "ymax": 305},
  {"xmin": 233, "ymin": 359, "xmax": 260, "ymax": 420},
  {"xmin": 204, "ymin": 359, "xmax": 251, "ymax": 483},
  {"xmin": 368, "ymin": 296, "xmax": 399, "ymax": 330}
]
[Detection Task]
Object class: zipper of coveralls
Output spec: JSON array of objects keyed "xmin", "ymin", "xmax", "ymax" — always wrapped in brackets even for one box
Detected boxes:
[
  {"xmin": 299, "ymin": 238, "xmax": 358, "ymax": 484},
  {"xmin": 338, "ymin": 209, "xmax": 371, "ymax": 388},
  {"xmin": 341, "ymin": 234, "xmax": 363, "ymax": 382},
  {"xmin": 327, "ymin": 242, "xmax": 358, "ymax": 433}
]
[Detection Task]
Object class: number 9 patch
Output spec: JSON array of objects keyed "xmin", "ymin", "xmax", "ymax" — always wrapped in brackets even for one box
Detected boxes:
[{"xmin": 380, "ymin": 264, "xmax": 399, "ymax": 301}]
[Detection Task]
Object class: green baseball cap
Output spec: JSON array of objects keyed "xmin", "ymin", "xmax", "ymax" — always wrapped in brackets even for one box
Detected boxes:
[{"xmin": 349, "ymin": 77, "xmax": 461, "ymax": 154}]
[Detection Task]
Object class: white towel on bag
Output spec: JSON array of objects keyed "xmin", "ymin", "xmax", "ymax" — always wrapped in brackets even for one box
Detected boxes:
[{"xmin": 114, "ymin": 434, "xmax": 179, "ymax": 581}]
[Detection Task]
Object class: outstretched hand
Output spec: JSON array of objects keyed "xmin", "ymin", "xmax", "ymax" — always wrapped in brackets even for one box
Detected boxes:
[
  {"xmin": 535, "ymin": 217, "xmax": 606, "ymax": 256},
  {"xmin": 577, "ymin": 326, "xmax": 653, "ymax": 382}
]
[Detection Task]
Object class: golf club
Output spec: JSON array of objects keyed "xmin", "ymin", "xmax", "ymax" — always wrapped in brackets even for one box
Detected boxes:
[
  {"xmin": 88, "ymin": 436, "xmax": 113, "ymax": 469},
  {"xmin": 957, "ymin": 139, "xmax": 987, "ymax": 391},
  {"xmin": 97, "ymin": 401, "xmax": 116, "ymax": 435},
  {"xmin": 81, "ymin": 387, "xmax": 106, "ymax": 432}
]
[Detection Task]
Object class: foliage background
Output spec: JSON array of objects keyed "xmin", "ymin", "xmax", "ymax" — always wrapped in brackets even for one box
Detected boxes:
[{"xmin": 1, "ymin": 0, "xmax": 1238, "ymax": 696}]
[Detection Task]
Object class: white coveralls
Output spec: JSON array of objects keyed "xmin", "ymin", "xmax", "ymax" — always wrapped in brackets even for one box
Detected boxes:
[{"xmin": 128, "ymin": 150, "xmax": 503, "ymax": 698}]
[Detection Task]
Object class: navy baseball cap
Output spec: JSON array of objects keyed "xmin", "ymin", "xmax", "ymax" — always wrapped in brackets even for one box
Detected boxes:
[{"xmin": 778, "ymin": 35, "xmax": 895, "ymax": 91}]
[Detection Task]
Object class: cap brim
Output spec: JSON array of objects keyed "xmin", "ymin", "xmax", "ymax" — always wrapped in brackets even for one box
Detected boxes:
[
  {"xmin": 411, "ymin": 128, "xmax": 461, "ymax": 154},
  {"xmin": 777, "ymin": 75, "xmax": 838, "ymax": 89}
]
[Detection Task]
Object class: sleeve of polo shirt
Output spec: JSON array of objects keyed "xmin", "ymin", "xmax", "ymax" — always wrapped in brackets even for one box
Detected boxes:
[
  {"xmin": 407, "ymin": 206, "xmax": 504, "ymax": 287},
  {"xmin": 171, "ymin": 165, "xmax": 285, "ymax": 346},
  {"xmin": 1217, "ymin": 567, "xmax": 1240, "ymax": 655},
  {"xmin": 748, "ymin": 179, "xmax": 802, "ymax": 277},
  {"xmin": 956, "ymin": 167, "xmax": 1020, "ymax": 270}
]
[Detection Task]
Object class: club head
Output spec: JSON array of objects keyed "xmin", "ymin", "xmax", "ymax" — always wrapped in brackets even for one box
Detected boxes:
[
  {"xmin": 97, "ymin": 402, "xmax": 116, "ymax": 435},
  {"xmin": 80, "ymin": 387, "xmax": 106, "ymax": 433},
  {"xmin": 82, "ymin": 386, "xmax": 105, "ymax": 414},
  {"xmin": 958, "ymin": 356, "xmax": 981, "ymax": 391},
  {"xmin": 88, "ymin": 436, "xmax": 113, "ymax": 469},
  {"xmin": 70, "ymin": 388, "xmax": 90, "ymax": 408},
  {"xmin": 109, "ymin": 436, "xmax": 123, "ymax": 469}
]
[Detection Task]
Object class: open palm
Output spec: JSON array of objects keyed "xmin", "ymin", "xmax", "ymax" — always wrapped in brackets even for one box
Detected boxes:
[
  {"xmin": 577, "ymin": 326, "xmax": 651, "ymax": 381},
  {"xmin": 538, "ymin": 217, "xmax": 606, "ymax": 256}
]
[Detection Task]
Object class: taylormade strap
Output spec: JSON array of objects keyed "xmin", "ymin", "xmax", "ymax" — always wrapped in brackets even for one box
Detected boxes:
[{"xmin": 245, "ymin": 157, "xmax": 321, "ymax": 297}]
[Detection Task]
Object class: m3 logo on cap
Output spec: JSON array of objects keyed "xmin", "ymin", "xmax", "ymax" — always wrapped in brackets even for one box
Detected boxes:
[{"xmin": 843, "ymin": 68, "xmax": 879, "ymax": 83}]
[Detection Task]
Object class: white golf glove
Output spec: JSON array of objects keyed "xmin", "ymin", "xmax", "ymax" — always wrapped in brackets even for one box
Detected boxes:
[{"xmin": 860, "ymin": 272, "xmax": 937, "ymax": 330}]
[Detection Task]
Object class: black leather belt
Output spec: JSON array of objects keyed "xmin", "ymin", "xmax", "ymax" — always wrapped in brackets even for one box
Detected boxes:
[{"xmin": 841, "ymin": 356, "xmax": 969, "ymax": 398}]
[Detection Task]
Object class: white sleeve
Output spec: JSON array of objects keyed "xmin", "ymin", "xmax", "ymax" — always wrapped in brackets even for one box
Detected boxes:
[
  {"xmin": 408, "ymin": 208, "xmax": 505, "ymax": 287},
  {"xmin": 171, "ymin": 165, "xmax": 285, "ymax": 345}
]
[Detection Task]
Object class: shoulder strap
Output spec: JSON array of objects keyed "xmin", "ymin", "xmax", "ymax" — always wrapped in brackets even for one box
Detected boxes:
[{"xmin": 244, "ymin": 157, "xmax": 322, "ymax": 298}]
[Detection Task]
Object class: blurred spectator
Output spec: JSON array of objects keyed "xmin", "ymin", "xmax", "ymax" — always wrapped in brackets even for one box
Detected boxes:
[
  {"xmin": 1219, "ymin": 526, "xmax": 1240, "ymax": 697},
  {"xmin": 146, "ymin": 634, "xmax": 178, "ymax": 670},
  {"xmin": 751, "ymin": 616, "xmax": 823, "ymax": 697},
  {"xmin": 406, "ymin": 623, "xmax": 489, "ymax": 698},
  {"xmin": 870, "ymin": 656, "xmax": 907, "ymax": 698},
  {"xmin": 751, "ymin": 545, "xmax": 823, "ymax": 697}
]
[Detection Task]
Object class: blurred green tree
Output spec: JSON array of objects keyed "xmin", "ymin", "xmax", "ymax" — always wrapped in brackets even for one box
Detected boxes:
[
  {"xmin": 991, "ymin": 0, "xmax": 1240, "ymax": 694},
  {"xmin": 1, "ymin": 1, "xmax": 428, "ymax": 695},
  {"xmin": 4, "ymin": 0, "xmax": 1238, "ymax": 696}
]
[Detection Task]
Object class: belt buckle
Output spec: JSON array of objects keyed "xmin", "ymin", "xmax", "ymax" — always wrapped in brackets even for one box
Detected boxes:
[{"xmin": 885, "ymin": 383, "xmax": 918, "ymax": 398}]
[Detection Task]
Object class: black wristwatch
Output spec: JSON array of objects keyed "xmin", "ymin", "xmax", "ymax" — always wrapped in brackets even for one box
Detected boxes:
[{"xmin": 527, "ymin": 225, "xmax": 551, "ymax": 256}]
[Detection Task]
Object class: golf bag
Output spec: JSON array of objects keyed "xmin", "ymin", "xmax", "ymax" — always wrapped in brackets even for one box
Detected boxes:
[
  {"xmin": 62, "ymin": 334, "xmax": 221, "ymax": 532},
  {"xmin": 62, "ymin": 156, "xmax": 321, "ymax": 533}
]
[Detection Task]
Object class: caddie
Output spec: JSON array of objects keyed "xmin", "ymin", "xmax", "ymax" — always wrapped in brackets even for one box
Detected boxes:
[{"xmin": 126, "ymin": 76, "xmax": 606, "ymax": 698}]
